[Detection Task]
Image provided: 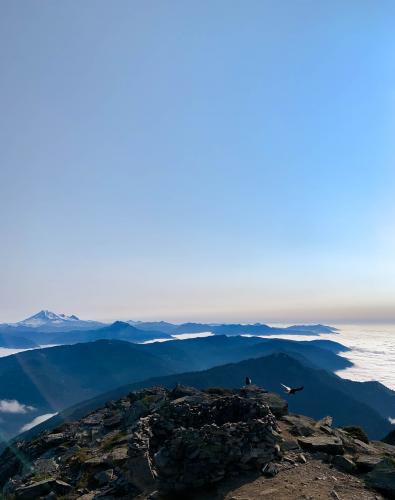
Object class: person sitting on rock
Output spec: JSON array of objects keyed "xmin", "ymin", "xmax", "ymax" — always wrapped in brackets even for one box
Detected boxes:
[{"xmin": 245, "ymin": 376, "xmax": 252, "ymax": 386}]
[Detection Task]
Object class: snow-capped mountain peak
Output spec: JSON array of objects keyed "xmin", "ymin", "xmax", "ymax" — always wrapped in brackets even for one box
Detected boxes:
[
  {"xmin": 1, "ymin": 310, "xmax": 105, "ymax": 332},
  {"xmin": 17, "ymin": 310, "xmax": 80, "ymax": 328}
]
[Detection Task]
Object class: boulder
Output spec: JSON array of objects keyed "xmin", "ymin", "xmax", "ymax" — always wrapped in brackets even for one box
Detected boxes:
[
  {"xmin": 83, "ymin": 455, "xmax": 111, "ymax": 470},
  {"xmin": 108, "ymin": 446, "xmax": 128, "ymax": 464},
  {"xmin": 32, "ymin": 458, "xmax": 59, "ymax": 476},
  {"xmin": 281, "ymin": 440, "xmax": 300, "ymax": 451},
  {"xmin": 355, "ymin": 454, "xmax": 382, "ymax": 472},
  {"xmin": 15, "ymin": 479, "xmax": 71, "ymax": 500},
  {"xmin": 332, "ymin": 455, "xmax": 356, "ymax": 473},
  {"xmin": 282, "ymin": 414, "xmax": 316, "ymax": 437},
  {"xmin": 238, "ymin": 386, "xmax": 288, "ymax": 417},
  {"xmin": 45, "ymin": 433, "xmax": 66, "ymax": 445},
  {"xmin": 103, "ymin": 413, "xmax": 123, "ymax": 428},
  {"xmin": 366, "ymin": 458, "xmax": 395, "ymax": 497},
  {"xmin": 262, "ymin": 462, "xmax": 279, "ymax": 477},
  {"xmin": 94, "ymin": 468, "xmax": 114, "ymax": 485},
  {"xmin": 83, "ymin": 413, "xmax": 103, "ymax": 426},
  {"xmin": 297, "ymin": 436, "xmax": 344, "ymax": 455},
  {"xmin": 170, "ymin": 384, "xmax": 204, "ymax": 399},
  {"xmin": 316, "ymin": 416, "xmax": 333, "ymax": 428},
  {"xmin": 260, "ymin": 393, "xmax": 288, "ymax": 418}
]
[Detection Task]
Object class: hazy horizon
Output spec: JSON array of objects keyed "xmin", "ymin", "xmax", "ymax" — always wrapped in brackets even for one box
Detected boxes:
[
  {"xmin": 2, "ymin": 1, "xmax": 395, "ymax": 324},
  {"xmin": 4, "ymin": 307, "xmax": 395, "ymax": 326}
]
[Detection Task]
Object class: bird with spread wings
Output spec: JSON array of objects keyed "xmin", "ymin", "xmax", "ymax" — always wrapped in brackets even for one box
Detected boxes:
[{"xmin": 281, "ymin": 383, "xmax": 304, "ymax": 395}]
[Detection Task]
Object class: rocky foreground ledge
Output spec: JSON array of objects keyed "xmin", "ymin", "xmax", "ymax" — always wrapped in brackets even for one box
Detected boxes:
[{"xmin": 0, "ymin": 385, "xmax": 394, "ymax": 499}]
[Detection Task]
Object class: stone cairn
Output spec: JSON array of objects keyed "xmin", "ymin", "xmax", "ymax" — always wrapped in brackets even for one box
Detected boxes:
[{"xmin": 127, "ymin": 384, "xmax": 282, "ymax": 492}]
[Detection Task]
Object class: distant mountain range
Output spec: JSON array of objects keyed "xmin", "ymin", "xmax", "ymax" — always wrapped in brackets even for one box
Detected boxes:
[
  {"xmin": 0, "ymin": 310, "xmax": 339, "ymax": 349},
  {"xmin": 43, "ymin": 321, "xmax": 173, "ymax": 344},
  {"xmin": 0, "ymin": 321, "xmax": 172, "ymax": 347},
  {"xmin": 130, "ymin": 320, "xmax": 339, "ymax": 336},
  {"xmin": 0, "ymin": 334, "xmax": 393, "ymax": 442}
]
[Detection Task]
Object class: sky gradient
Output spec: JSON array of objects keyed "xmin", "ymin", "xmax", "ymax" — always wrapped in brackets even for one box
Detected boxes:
[{"xmin": 1, "ymin": 1, "xmax": 395, "ymax": 323}]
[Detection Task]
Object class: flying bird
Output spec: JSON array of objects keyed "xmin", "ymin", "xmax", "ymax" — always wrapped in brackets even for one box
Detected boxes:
[{"xmin": 281, "ymin": 383, "xmax": 304, "ymax": 395}]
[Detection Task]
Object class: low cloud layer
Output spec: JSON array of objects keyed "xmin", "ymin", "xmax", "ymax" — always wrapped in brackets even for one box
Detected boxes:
[
  {"xmin": 0, "ymin": 399, "xmax": 34, "ymax": 414},
  {"xmin": 20, "ymin": 413, "xmax": 57, "ymax": 432}
]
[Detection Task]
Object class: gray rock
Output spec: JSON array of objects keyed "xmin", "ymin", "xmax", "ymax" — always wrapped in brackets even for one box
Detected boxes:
[
  {"xmin": 333, "ymin": 454, "xmax": 356, "ymax": 473},
  {"xmin": 103, "ymin": 413, "xmax": 122, "ymax": 428},
  {"xmin": 259, "ymin": 393, "xmax": 288, "ymax": 418},
  {"xmin": 32, "ymin": 458, "xmax": 59, "ymax": 476},
  {"xmin": 366, "ymin": 458, "xmax": 395, "ymax": 496},
  {"xmin": 76, "ymin": 494, "xmax": 96, "ymax": 500},
  {"xmin": 44, "ymin": 433, "xmax": 66, "ymax": 445},
  {"xmin": 128, "ymin": 450, "xmax": 156, "ymax": 491},
  {"xmin": 237, "ymin": 386, "xmax": 288, "ymax": 418},
  {"xmin": 171, "ymin": 384, "xmax": 204, "ymax": 399},
  {"xmin": 297, "ymin": 436, "xmax": 344, "ymax": 455},
  {"xmin": 312, "ymin": 451, "xmax": 330, "ymax": 462},
  {"xmin": 94, "ymin": 469, "xmax": 114, "ymax": 485},
  {"xmin": 320, "ymin": 425, "xmax": 335, "ymax": 436},
  {"xmin": 15, "ymin": 479, "xmax": 71, "ymax": 500},
  {"xmin": 355, "ymin": 454, "xmax": 382, "ymax": 472},
  {"xmin": 83, "ymin": 413, "xmax": 103, "ymax": 426},
  {"xmin": 43, "ymin": 492, "xmax": 57, "ymax": 500},
  {"xmin": 262, "ymin": 462, "xmax": 279, "ymax": 477},
  {"xmin": 108, "ymin": 446, "xmax": 128, "ymax": 464},
  {"xmin": 316, "ymin": 416, "xmax": 333, "ymax": 428},
  {"xmin": 282, "ymin": 414, "xmax": 316, "ymax": 437},
  {"xmin": 281, "ymin": 440, "xmax": 300, "ymax": 451},
  {"xmin": 83, "ymin": 455, "xmax": 110, "ymax": 469}
]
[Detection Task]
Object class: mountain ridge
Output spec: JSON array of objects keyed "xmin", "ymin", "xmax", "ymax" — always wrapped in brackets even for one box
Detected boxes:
[
  {"xmin": 0, "ymin": 311, "xmax": 339, "ymax": 339},
  {"xmin": 10, "ymin": 349, "xmax": 394, "ymax": 443},
  {"xmin": 0, "ymin": 335, "xmax": 392, "ymax": 441}
]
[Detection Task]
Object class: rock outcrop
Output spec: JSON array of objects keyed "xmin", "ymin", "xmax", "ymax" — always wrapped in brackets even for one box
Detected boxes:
[
  {"xmin": 0, "ymin": 385, "xmax": 285, "ymax": 498},
  {"xmin": 0, "ymin": 384, "xmax": 394, "ymax": 499}
]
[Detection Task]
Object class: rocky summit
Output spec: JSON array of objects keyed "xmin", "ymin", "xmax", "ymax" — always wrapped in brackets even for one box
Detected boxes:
[{"xmin": 0, "ymin": 385, "xmax": 394, "ymax": 499}]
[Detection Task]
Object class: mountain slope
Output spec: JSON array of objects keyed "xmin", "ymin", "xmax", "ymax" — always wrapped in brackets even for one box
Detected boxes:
[
  {"xmin": 0, "ymin": 340, "xmax": 174, "ymax": 439},
  {"xmin": 136, "ymin": 335, "xmax": 351, "ymax": 372},
  {"xmin": 24, "ymin": 353, "xmax": 394, "ymax": 441},
  {"xmin": 0, "ymin": 333, "xmax": 38, "ymax": 349}
]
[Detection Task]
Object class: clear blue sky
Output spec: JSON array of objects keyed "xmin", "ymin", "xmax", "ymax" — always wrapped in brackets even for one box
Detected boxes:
[{"xmin": 1, "ymin": 1, "xmax": 395, "ymax": 323}]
